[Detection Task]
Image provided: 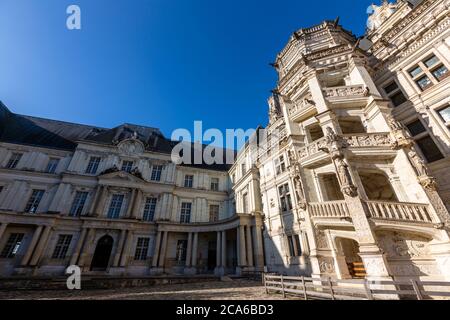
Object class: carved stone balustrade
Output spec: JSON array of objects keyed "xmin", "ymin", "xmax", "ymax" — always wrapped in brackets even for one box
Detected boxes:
[
  {"xmin": 341, "ymin": 133, "xmax": 393, "ymax": 148},
  {"xmin": 366, "ymin": 201, "xmax": 435, "ymax": 224},
  {"xmin": 322, "ymin": 85, "xmax": 369, "ymax": 100},
  {"xmin": 309, "ymin": 201, "xmax": 350, "ymax": 219}
]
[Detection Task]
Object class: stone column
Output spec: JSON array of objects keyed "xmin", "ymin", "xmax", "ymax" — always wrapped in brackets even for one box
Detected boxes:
[
  {"xmin": 131, "ymin": 189, "xmax": 143, "ymax": 219},
  {"xmin": 254, "ymin": 218, "xmax": 265, "ymax": 269},
  {"xmin": 152, "ymin": 231, "xmax": 162, "ymax": 268},
  {"xmin": 221, "ymin": 231, "xmax": 227, "ymax": 269},
  {"xmin": 192, "ymin": 232, "xmax": 199, "ymax": 268},
  {"xmin": 126, "ymin": 189, "xmax": 137, "ymax": 219},
  {"xmin": 0, "ymin": 223, "xmax": 8, "ymax": 243},
  {"xmin": 158, "ymin": 231, "xmax": 169, "ymax": 268},
  {"xmin": 215, "ymin": 231, "xmax": 222, "ymax": 275},
  {"xmin": 326, "ymin": 231, "xmax": 351, "ymax": 280},
  {"xmin": 78, "ymin": 228, "xmax": 96, "ymax": 268},
  {"xmin": 120, "ymin": 230, "xmax": 134, "ymax": 267},
  {"xmin": 113, "ymin": 229, "xmax": 127, "ymax": 267},
  {"xmin": 185, "ymin": 233, "xmax": 193, "ymax": 268},
  {"xmin": 29, "ymin": 226, "xmax": 52, "ymax": 266},
  {"xmin": 89, "ymin": 185, "xmax": 102, "ymax": 215},
  {"xmin": 70, "ymin": 228, "xmax": 88, "ymax": 266},
  {"xmin": 21, "ymin": 225, "xmax": 43, "ymax": 266},
  {"xmin": 239, "ymin": 226, "xmax": 247, "ymax": 267},
  {"xmin": 246, "ymin": 226, "xmax": 254, "ymax": 268},
  {"xmin": 96, "ymin": 186, "xmax": 109, "ymax": 217}
]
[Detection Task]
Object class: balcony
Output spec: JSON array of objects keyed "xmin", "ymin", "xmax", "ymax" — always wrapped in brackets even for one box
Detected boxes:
[
  {"xmin": 309, "ymin": 201, "xmax": 350, "ymax": 219},
  {"xmin": 365, "ymin": 201, "xmax": 434, "ymax": 224},
  {"xmin": 298, "ymin": 133, "xmax": 393, "ymax": 160},
  {"xmin": 322, "ymin": 85, "xmax": 369, "ymax": 102}
]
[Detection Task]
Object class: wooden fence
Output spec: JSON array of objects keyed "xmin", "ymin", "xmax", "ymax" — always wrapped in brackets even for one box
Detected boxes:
[{"xmin": 263, "ymin": 274, "xmax": 450, "ymax": 300}]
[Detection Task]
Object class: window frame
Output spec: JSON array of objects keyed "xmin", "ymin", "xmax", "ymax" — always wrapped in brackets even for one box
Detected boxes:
[
  {"xmin": 6, "ymin": 153, "xmax": 22, "ymax": 169},
  {"xmin": 184, "ymin": 175, "xmax": 194, "ymax": 188},
  {"xmin": 85, "ymin": 156, "xmax": 101, "ymax": 175},
  {"xmin": 407, "ymin": 53, "xmax": 450, "ymax": 92},
  {"xmin": 143, "ymin": 197, "xmax": 157, "ymax": 222},
  {"xmin": 274, "ymin": 155, "xmax": 287, "ymax": 175},
  {"xmin": 180, "ymin": 202, "xmax": 192, "ymax": 223},
  {"xmin": 134, "ymin": 237, "xmax": 150, "ymax": 261},
  {"xmin": 406, "ymin": 118, "xmax": 445, "ymax": 163},
  {"xmin": 45, "ymin": 158, "xmax": 60, "ymax": 174},
  {"xmin": 210, "ymin": 178, "xmax": 220, "ymax": 191},
  {"xmin": 24, "ymin": 189, "xmax": 45, "ymax": 214},
  {"xmin": 382, "ymin": 80, "xmax": 408, "ymax": 107},
  {"xmin": 52, "ymin": 234, "xmax": 73, "ymax": 260},
  {"xmin": 107, "ymin": 194, "xmax": 125, "ymax": 219},
  {"xmin": 209, "ymin": 204, "xmax": 220, "ymax": 222},
  {"xmin": 69, "ymin": 191, "xmax": 89, "ymax": 217},
  {"xmin": 121, "ymin": 160, "xmax": 134, "ymax": 173},
  {"xmin": 0, "ymin": 233, "xmax": 25, "ymax": 259},
  {"xmin": 150, "ymin": 165, "xmax": 163, "ymax": 182},
  {"xmin": 278, "ymin": 183, "xmax": 293, "ymax": 212}
]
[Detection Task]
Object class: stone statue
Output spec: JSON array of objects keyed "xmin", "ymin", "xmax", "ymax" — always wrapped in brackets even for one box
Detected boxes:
[
  {"xmin": 336, "ymin": 158, "xmax": 358, "ymax": 197},
  {"xmin": 408, "ymin": 148, "xmax": 429, "ymax": 177}
]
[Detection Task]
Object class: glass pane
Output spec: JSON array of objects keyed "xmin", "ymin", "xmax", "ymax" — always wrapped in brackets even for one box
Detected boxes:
[
  {"xmin": 424, "ymin": 55, "xmax": 439, "ymax": 68},
  {"xmin": 409, "ymin": 66, "xmax": 423, "ymax": 78},
  {"xmin": 432, "ymin": 65, "xmax": 449, "ymax": 81},
  {"xmin": 438, "ymin": 106, "xmax": 450, "ymax": 122},
  {"xmin": 406, "ymin": 120, "xmax": 427, "ymax": 137},
  {"xmin": 416, "ymin": 136, "xmax": 444, "ymax": 163},
  {"xmin": 416, "ymin": 76, "xmax": 432, "ymax": 90},
  {"xmin": 384, "ymin": 82, "xmax": 398, "ymax": 94},
  {"xmin": 390, "ymin": 91, "xmax": 407, "ymax": 107}
]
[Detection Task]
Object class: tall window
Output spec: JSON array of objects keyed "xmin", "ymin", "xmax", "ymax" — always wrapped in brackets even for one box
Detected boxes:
[
  {"xmin": 85, "ymin": 157, "xmax": 101, "ymax": 175},
  {"xmin": 275, "ymin": 155, "xmax": 287, "ymax": 175},
  {"xmin": 406, "ymin": 120, "xmax": 444, "ymax": 163},
  {"xmin": 287, "ymin": 235, "xmax": 302, "ymax": 257},
  {"xmin": 176, "ymin": 240, "xmax": 188, "ymax": 263},
  {"xmin": 45, "ymin": 158, "xmax": 60, "ymax": 174},
  {"xmin": 241, "ymin": 163, "xmax": 247, "ymax": 176},
  {"xmin": 52, "ymin": 235, "xmax": 73, "ymax": 260},
  {"xmin": 242, "ymin": 193, "xmax": 249, "ymax": 213},
  {"xmin": 278, "ymin": 183, "xmax": 293, "ymax": 212},
  {"xmin": 210, "ymin": 178, "xmax": 219, "ymax": 191},
  {"xmin": 184, "ymin": 175, "xmax": 194, "ymax": 188},
  {"xmin": 180, "ymin": 202, "xmax": 192, "ymax": 223},
  {"xmin": 143, "ymin": 197, "xmax": 157, "ymax": 222},
  {"xmin": 383, "ymin": 81, "xmax": 407, "ymax": 107},
  {"xmin": 437, "ymin": 106, "xmax": 450, "ymax": 129},
  {"xmin": 69, "ymin": 192, "xmax": 89, "ymax": 217},
  {"xmin": 134, "ymin": 237, "xmax": 150, "ymax": 261},
  {"xmin": 24, "ymin": 190, "xmax": 45, "ymax": 214},
  {"xmin": 0, "ymin": 233, "xmax": 24, "ymax": 258},
  {"xmin": 151, "ymin": 165, "xmax": 163, "ymax": 181},
  {"xmin": 209, "ymin": 205, "xmax": 220, "ymax": 222},
  {"xmin": 408, "ymin": 54, "xmax": 449, "ymax": 91},
  {"xmin": 121, "ymin": 161, "xmax": 134, "ymax": 173},
  {"xmin": 107, "ymin": 194, "xmax": 124, "ymax": 219},
  {"xmin": 6, "ymin": 153, "xmax": 22, "ymax": 169}
]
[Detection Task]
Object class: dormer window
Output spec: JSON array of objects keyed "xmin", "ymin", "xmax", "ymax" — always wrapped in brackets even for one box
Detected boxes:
[
  {"xmin": 121, "ymin": 161, "xmax": 134, "ymax": 173},
  {"xmin": 184, "ymin": 175, "xmax": 194, "ymax": 188},
  {"xmin": 6, "ymin": 153, "xmax": 22, "ymax": 169},
  {"xmin": 46, "ymin": 158, "xmax": 60, "ymax": 174}
]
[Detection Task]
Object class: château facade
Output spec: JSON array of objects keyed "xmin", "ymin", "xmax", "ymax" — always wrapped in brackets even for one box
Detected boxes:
[{"xmin": 0, "ymin": 0, "xmax": 450, "ymax": 283}]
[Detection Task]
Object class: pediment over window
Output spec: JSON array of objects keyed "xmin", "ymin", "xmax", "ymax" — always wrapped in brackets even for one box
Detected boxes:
[{"xmin": 99, "ymin": 170, "xmax": 144, "ymax": 183}]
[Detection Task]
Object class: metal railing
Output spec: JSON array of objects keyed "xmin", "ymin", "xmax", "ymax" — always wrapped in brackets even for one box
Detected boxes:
[{"xmin": 263, "ymin": 274, "xmax": 450, "ymax": 300}]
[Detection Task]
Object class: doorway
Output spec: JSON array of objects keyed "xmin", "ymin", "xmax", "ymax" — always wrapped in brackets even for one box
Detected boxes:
[
  {"xmin": 90, "ymin": 235, "xmax": 114, "ymax": 271},
  {"xmin": 207, "ymin": 241, "xmax": 217, "ymax": 272}
]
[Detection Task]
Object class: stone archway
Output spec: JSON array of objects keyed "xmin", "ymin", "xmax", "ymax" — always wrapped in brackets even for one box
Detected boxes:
[{"xmin": 90, "ymin": 235, "xmax": 114, "ymax": 271}]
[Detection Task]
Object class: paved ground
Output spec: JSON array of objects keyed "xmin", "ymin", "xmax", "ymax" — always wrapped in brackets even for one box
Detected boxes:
[{"xmin": 0, "ymin": 279, "xmax": 292, "ymax": 300}]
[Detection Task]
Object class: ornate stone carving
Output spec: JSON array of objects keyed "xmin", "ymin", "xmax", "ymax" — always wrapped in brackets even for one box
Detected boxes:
[
  {"xmin": 322, "ymin": 85, "xmax": 370, "ymax": 98},
  {"xmin": 118, "ymin": 139, "xmax": 145, "ymax": 156},
  {"xmin": 318, "ymin": 257, "xmax": 335, "ymax": 274},
  {"xmin": 336, "ymin": 158, "xmax": 358, "ymax": 197},
  {"xmin": 288, "ymin": 150, "xmax": 307, "ymax": 210}
]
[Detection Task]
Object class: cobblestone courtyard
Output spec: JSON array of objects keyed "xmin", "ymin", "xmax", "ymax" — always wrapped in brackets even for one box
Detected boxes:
[{"xmin": 0, "ymin": 280, "xmax": 290, "ymax": 300}]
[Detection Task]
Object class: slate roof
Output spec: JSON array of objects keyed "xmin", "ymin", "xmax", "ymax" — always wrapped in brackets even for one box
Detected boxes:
[{"xmin": 0, "ymin": 101, "xmax": 233, "ymax": 171}]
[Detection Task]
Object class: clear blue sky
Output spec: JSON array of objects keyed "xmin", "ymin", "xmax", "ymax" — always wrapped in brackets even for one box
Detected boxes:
[{"xmin": 0, "ymin": 0, "xmax": 373, "ymax": 139}]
